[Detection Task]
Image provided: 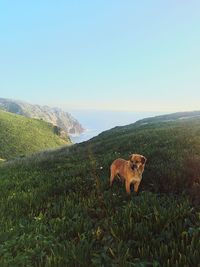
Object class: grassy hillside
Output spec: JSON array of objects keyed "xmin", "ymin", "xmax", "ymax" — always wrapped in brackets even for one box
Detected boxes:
[
  {"xmin": 0, "ymin": 110, "xmax": 71, "ymax": 160},
  {"xmin": 135, "ymin": 110, "xmax": 200, "ymax": 126},
  {"xmin": 0, "ymin": 112, "xmax": 200, "ymax": 266},
  {"xmin": 0, "ymin": 97, "xmax": 84, "ymax": 136}
]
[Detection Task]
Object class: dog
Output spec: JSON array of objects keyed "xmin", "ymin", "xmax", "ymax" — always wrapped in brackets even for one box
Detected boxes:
[{"xmin": 110, "ymin": 154, "xmax": 147, "ymax": 194}]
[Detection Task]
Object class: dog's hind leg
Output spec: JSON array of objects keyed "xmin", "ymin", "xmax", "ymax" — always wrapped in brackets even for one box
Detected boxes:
[
  {"xmin": 118, "ymin": 175, "xmax": 125, "ymax": 184},
  {"xmin": 125, "ymin": 180, "xmax": 131, "ymax": 194},
  {"xmin": 110, "ymin": 167, "xmax": 116, "ymax": 186}
]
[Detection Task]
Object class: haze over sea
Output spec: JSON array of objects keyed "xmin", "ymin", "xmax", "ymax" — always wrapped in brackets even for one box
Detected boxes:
[{"xmin": 69, "ymin": 110, "xmax": 161, "ymax": 143}]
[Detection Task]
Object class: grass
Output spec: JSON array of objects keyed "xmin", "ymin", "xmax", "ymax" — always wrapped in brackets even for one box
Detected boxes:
[
  {"xmin": 0, "ymin": 110, "xmax": 71, "ymax": 160},
  {"xmin": 0, "ymin": 113, "xmax": 200, "ymax": 266}
]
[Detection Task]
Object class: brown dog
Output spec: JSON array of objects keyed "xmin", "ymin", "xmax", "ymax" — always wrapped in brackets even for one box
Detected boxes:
[{"xmin": 110, "ymin": 154, "xmax": 147, "ymax": 194}]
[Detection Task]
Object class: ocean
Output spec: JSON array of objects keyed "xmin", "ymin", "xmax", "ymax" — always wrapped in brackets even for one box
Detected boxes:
[{"xmin": 69, "ymin": 110, "xmax": 161, "ymax": 143}]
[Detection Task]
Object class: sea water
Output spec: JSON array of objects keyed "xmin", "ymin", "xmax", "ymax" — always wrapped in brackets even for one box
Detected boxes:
[{"xmin": 69, "ymin": 110, "xmax": 161, "ymax": 143}]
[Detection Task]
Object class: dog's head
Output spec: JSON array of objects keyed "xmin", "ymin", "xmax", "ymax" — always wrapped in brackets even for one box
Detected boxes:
[{"xmin": 129, "ymin": 154, "xmax": 147, "ymax": 171}]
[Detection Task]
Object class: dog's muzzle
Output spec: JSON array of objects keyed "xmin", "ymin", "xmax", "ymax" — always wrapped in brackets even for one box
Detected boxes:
[{"xmin": 131, "ymin": 164, "xmax": 137, "ymax": 170}]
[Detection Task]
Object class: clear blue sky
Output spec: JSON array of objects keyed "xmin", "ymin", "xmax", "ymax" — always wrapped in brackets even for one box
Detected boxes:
[{"xmin": 0, "ymin": 1, "xmax": 199, "ymax": 112}]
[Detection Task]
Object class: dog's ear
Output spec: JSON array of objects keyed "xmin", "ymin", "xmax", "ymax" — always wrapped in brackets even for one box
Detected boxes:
[
  {"xmin": 129, "ymin": 154, "xmax": 133, "ymax": 161},
  {"xmin": 141, "ymin": 156, "xmax": 147, "ymax": 164}
]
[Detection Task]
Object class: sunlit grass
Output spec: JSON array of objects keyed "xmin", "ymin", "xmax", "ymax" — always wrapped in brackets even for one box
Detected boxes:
[{"xmin": 0, "ymin": 110, "xmax": 70, "ymax": 160}]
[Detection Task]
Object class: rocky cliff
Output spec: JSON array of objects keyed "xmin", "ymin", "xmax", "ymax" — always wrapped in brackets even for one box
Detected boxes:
[{"xmin": 0, "ymin": 98, "xmax": 84, "ymax": 136}]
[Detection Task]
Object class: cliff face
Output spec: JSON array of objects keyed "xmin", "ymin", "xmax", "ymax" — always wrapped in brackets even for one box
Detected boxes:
[{"xmin": 0, "ymin": 98, "xmax": 84, "ymax": 136}]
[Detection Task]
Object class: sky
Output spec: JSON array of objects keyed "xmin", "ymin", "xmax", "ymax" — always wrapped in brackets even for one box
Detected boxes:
[{"xmin": 0, "ymin": 1, "xmax": 200, "ymax": 112}]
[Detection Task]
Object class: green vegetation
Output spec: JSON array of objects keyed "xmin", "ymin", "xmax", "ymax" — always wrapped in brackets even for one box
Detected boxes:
[
  {"xmin": 0, "ymin": 113, "xmax": 200, "ymax": 266},
  {"xmin": 0, "ymin": 97, "xmax": 84, "ymax": 136},
  {"xmin": 0, "ymin": 158, "xmax": 5, "ymax": 165},
  {"xmin": 0, "ymin": 110, "xmax": 71, "ymax": 160}
]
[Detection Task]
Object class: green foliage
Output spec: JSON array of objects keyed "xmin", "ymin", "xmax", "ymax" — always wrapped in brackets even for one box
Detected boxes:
[
  {"xmin": 0, "ymin": 115, "xmax": 200, "ymax": 266},
  {"xmin": 0, "ymin": 110, "xmax": 71, "ymax": 160}
]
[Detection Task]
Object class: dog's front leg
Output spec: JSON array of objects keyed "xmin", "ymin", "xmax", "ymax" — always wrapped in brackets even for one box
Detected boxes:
[{"xmin": 134, "ymin": 181, "xmax": 141, "ymax": 193}]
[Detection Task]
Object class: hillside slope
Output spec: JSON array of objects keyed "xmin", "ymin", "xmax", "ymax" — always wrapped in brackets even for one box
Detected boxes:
[
  {"xmin": 0, "ymin": 111, "xmax": 200, "ymax": 266},
  {"xmin": 0, "ymin": 110, "xmax": 71, "ymax": 160},
  {"xmin": 135, "ymin": 110, "xmax": 200, "ymax": 126},
  {"xmin": 0, "ymin": 98, "xmax": 84, "ymax": 136}
]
